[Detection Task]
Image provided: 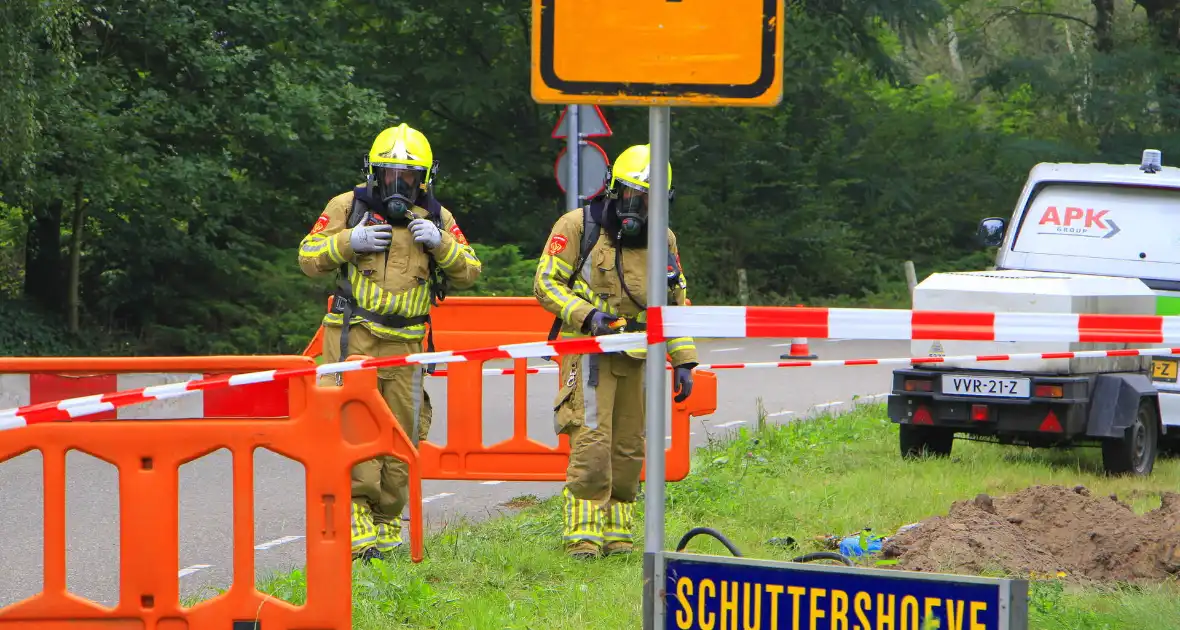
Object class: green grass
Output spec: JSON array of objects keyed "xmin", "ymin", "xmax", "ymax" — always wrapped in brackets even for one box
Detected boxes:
[{"xmin": 221, "ymin": 403, "xmax": 1180, "ymax": 628}]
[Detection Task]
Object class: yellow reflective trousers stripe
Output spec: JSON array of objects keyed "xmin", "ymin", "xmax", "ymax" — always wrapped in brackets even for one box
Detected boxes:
[
  {"xmin": 375, "ymin": 522, "xmax": 403, "ymax": 551},
  {"xmin": 603, "ymin": 501, "xmax": 635, "ymax": 543},
  {"xmin": 562, "ymin": 487, "xmax": 604, "ymax": 543},
  {"xmin": 350, "ymin": 502, "xmax": 378, "ymax": 552}
]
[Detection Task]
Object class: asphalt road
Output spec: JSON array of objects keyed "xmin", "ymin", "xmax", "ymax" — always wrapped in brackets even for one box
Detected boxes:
[{"xmin": 0, "ymin": 337, "xmax": 909, "ymax": 609}]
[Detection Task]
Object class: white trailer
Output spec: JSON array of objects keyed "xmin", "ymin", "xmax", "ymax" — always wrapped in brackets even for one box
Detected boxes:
[{"xmin": 887, "ymin": 149, "xmax": 1180, "ymax": 475}]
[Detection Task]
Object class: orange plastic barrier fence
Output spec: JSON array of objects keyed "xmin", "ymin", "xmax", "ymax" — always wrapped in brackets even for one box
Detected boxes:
[
  {"xmin": 303, "ymin": 296, "xmax": 718, "ymax": 482},
  {"xmin": 0, "ymin": 355, "xmax": 421, "ymax": 629}
]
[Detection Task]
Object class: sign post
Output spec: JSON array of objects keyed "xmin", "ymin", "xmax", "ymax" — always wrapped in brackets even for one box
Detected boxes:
[
  {"xmin": 643, "ymin": 104, "xmax": 671, "ymax": 628},
  {"xmin": 532, "ymin": 2, "xmax": 793, "ymax": 629}
]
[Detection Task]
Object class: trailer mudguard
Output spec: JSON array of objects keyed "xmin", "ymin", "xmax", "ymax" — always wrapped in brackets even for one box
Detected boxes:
[{"xmin": 1085, "ymin": 373, "xmax": 1158, "ymax": 438}]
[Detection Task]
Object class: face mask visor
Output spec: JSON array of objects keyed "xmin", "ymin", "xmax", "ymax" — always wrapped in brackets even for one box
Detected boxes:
[
  {"xmin": 374, "ymin": 165, "xmax": 426, "ymax": 218},
  {"xmin": 615, "ymin": 180, "xmax": 649, "ymax": 236}
]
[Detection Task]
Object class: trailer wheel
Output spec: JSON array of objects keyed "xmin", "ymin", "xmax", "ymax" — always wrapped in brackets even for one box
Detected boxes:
[
  {"xmin": 900, "ymin": 425, "xmax": 954, "ymax": 459},
  {"xmin": 1101, "ymin": 397, "xmax": 1158, "ymax": 476}
]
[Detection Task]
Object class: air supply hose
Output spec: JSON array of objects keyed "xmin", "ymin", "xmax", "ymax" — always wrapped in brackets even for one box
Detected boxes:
[
  {"xmin": 673, "ymin": 527, "xmax": 856, "ymax": 567},
  {"xmin": 790, "ymin": 551, "xmax": 856, "ymax": 566},
  {"xmin": 675, "ymin": 527, "xmax": 745, "ymax": 557}
]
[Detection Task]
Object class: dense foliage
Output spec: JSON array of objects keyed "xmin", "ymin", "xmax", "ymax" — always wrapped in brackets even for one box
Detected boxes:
[{"xmin": 3, "ymin": 0, "xmax": 1180, "ymax": 355}]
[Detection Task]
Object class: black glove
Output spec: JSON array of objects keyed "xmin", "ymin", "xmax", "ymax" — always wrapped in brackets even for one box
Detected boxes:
[
  {"xmin": 673, "ymin": 363, "xmax": 696, "ymax": 403},
  {"xmin": 581, "ymin": 309, "xmax": 620, "ymax": 336}
]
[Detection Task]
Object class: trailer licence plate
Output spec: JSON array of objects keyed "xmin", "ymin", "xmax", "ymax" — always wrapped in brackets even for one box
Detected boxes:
[
  {"xmin": 941, "ymin": 375, "xmax": 1031, "ymax": 398},
  {"xmin": 1152, "ymin": 357, "xmax": 1179, "ymax": 383}
]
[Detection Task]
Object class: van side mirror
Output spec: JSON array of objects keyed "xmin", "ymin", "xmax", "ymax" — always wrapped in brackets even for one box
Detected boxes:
[{"xmin": 977, "ymin": 217, "xmax": 1006, "ymax": 247}]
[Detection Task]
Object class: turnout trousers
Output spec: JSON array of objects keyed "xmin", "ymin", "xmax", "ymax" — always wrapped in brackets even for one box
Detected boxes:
[
  {"xmin": 318, "ymin": 322, "xmax": 432, "ymax": 557},
  {"xmin": 553, "ymin": 351, "xmax": 645, "ymax": 556}
]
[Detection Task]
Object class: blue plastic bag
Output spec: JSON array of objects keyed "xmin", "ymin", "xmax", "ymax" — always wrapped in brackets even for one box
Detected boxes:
[{"xmin": 838, "ymin": 533, "xmax": 884, "ymax": 557}]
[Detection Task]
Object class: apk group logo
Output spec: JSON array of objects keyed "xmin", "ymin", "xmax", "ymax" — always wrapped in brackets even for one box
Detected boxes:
[{"xmin": 1034, "ymin": 205, "xmax": 1121, "ymax": 239}]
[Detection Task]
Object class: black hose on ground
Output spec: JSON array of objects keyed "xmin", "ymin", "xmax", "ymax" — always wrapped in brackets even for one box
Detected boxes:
[
  {"xmin": 673, "ymin": 528, "xmax": 857, "ymax": 566},
  {"xmin": 674, "ymin": 527, "xmax": 745, "ymax": 557},
  {"xmin": 790, "ymin": 551, "xmax": 856, "ymax": 566}
]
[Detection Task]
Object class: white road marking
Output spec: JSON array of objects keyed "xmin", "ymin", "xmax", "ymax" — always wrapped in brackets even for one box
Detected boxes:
[
  {"xmin": 181, "ymin": 535, "xmax": 305, "ymax": 579},
  {"xmin": 422, "ymin": 492, "xmax": 455, "ymax": 504},
  {"xmin": 254, "ymin": 535, "xmax": 303, "ymax": 551},
  {"xmin": 714, "ymin": 420, "xmax": 747, "ymax": 428},
  {"xmin": 178, "ymin": 564, "xmax": 211, "ymax": 578},
  {"xmin": 712, "ymin": 347, "xmax": 742, "ymax": 353},
  {"xmin": 480, "ymin": 480, "xmax": 504, "ymax": 485},
  {"xmin": 769, "ymin": 343, "xmax": 793, "ymax": 348},
  {"xmin": 767, "ymin": 410, "xmax": 794, "ymax": 418}
]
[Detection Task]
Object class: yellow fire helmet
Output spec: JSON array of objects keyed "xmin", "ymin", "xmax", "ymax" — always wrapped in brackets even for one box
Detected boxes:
[
  {"xmin": 607, "ymin": 144, "xmax": 674, "ymax": 201},
  {"xmin": 365, "ymin": 123, "xmax": 438, "ymax": 206}
]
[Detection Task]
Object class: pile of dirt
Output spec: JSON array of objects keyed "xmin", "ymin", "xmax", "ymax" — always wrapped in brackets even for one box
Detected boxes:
[{"xmin": 880, "ymin": 485, "xmax": 1180, "ymax": 583}]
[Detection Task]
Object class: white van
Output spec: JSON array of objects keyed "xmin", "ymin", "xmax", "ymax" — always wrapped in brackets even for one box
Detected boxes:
[{"xmin": 887, "ymin": 150, "xmax": 1180, "ymax": 475}]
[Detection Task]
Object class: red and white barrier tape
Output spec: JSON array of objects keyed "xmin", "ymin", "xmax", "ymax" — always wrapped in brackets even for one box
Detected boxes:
[
  {"xmin": 0, "ymin": 333, "xmax": 646, "ymax": 430},
  {"xmin": 652, "ymin": 305, "xmax": 1180, "ymax": 343},
  {"xmin": 11, "ymin": 303, "xmax": 1180, "ymax": 430},
  {"xmin": 700, "ymin": 345, "xmax": 1180, "ymax": 369},
  {"xmin": 431, "ymin": 345, "xmax": 1180, "ymax": 377}
]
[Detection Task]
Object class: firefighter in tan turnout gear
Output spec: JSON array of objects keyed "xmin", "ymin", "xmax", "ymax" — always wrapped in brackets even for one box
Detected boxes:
[
  {"xmin": 299, "ymin": 123, "xmax": 482, "ymax": 562},
  {"xmin": 533, "ymin": 143, "xmax": 698, "ymax": 559}
]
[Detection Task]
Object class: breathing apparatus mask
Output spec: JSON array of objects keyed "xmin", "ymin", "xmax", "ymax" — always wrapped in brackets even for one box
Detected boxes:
[
  {"xmin": 617, "ymin": 187, "xmax": 648, "ymax": 237},
  {"xmin": 604, "ymin": 166, "xmax": 674, "ymax": 243},
  {"xmin": 366, "ymin": 161, "xmax": 426, "ymax": 222}
]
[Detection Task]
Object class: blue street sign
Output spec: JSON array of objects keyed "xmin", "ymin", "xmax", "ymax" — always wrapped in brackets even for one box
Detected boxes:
[{"xmin": 663, "ymin": 552, "xmax": 1028, "ymax": 630}]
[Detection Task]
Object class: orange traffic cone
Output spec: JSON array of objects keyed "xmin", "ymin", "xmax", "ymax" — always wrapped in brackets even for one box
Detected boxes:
[
  {"xmin": 780, "ymin": 304, "xmax": 818, "ymax": 360},
  {"xmin": 780, "ymin": 337, "xmax": 818, "ymax": 360}
]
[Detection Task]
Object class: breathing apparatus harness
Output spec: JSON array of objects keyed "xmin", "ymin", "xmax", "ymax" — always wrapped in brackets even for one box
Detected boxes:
[{"xmin": 331, "ymin": 156, "xmax": 449, "ymax": 373}]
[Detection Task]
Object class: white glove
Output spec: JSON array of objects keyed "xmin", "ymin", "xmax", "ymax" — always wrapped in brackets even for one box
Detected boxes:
[
  {"xmin": 349, "ymin": 212, "xmax": 393, "ymax": 253},
  {"xmin": 409, "ymin": 218, "xmax": 442, "ymax": 249}
]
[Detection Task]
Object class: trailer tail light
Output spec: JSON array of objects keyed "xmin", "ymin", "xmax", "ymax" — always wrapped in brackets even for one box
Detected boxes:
[
  {"xmin": 904, "ymin": 379, "xmax": 933, "ymax": 392},
  {"xmin": 1035, "ymin": 384, "xmax": 1064, "ymax": 398},
  {"xmin": 971, "ymin": 404, "xmax": 989, "ymax": 421},
  {"xmin": 913, "ymin": 404, "xmax": 934, "ymax": 425},
  {"xmin": 1039, "ymin": 410, "xmax": 1063, "ymax": 433}
]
